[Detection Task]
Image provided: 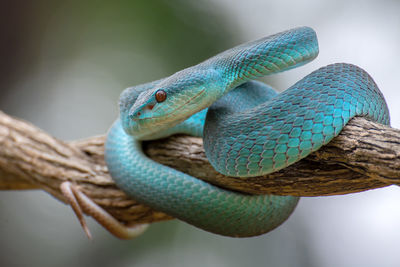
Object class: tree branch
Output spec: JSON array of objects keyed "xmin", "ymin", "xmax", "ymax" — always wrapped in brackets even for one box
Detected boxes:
[{"xmin": 0, "ymin": 110, "xmax": 398, "ymax": 226}]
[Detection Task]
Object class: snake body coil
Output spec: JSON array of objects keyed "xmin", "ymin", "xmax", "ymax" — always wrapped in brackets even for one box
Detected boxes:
[{"xmin": 105, "ymin": 27, "xmax": 389, "ymax": 237}]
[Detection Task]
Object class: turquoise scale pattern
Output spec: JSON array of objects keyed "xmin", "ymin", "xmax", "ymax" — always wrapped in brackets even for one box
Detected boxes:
[
  {"xmin": 105, "ymin": 27, "xmax": 390, "ymax": 237},
  {"xmin": 207, "ymin": 27, "xmax": 319, "ymax": 90},
  {"xmin": 204, "ymin": 64, "xmax": 390, "ymax": 177}
]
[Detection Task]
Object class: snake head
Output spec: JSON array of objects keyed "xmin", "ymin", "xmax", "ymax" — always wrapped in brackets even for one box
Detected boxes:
[{"xmin": 122, "ymin": 67, "xmax": 223, "ymax": 140}]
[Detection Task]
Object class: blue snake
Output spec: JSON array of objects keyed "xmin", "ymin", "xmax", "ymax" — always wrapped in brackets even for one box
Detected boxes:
[{"xmin": 105, "ymin": 27, "xmax": 390, "ymax": 237}]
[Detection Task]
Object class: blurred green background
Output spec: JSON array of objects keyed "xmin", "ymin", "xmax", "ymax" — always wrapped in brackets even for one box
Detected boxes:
[{"xmin": 1, "ymin": 0, "xmax": 400, "ymax": 266}]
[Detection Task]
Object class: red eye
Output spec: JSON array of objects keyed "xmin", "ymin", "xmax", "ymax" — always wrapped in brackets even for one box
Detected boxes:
[{"xmin": 155, "ymin": 90, "xmax": 167, "ymax": 103}]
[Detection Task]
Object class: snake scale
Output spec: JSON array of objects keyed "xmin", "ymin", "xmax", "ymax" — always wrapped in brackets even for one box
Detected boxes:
[{"xmin": 105, "ymin": 27, "xmax": 390, "ymax": 237}]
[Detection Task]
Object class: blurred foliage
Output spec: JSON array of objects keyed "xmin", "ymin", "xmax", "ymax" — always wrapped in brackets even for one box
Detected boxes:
[{"xmin": 0, "ymin": 0, "xmax": 235, "ymax": 91}]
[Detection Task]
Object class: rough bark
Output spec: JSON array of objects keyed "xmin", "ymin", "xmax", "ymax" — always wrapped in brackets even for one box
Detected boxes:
[{"xmin": 0, "ymin": 110, "xmax": 398, "ymax": 225}]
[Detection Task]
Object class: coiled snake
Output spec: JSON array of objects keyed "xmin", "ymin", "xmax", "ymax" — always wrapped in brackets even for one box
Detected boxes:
[{"xmin": 104, "ymin": 27, "xmax": 389, "ymax": 237}]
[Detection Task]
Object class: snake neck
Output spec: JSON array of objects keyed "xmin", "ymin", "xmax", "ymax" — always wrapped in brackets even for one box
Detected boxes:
[{"xmin": 118, "ymin": 27, "xmax": 318, "ymax": 141}]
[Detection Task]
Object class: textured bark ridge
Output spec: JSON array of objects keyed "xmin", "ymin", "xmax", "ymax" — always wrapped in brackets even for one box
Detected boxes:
[{"xmin": 0, "ymin": 110, "xmax": 398, "ymax": 225}]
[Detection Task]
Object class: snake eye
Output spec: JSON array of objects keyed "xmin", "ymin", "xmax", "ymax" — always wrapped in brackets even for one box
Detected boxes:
[{"xmin": 155, "ymin": 90, "xmax": 167, "ymax": 103}]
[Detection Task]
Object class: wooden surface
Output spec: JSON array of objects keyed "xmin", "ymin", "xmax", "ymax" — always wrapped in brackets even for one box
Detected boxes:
[{"xmin": 0, "ymin": 110, "xmax": 398, "ymax": 225}]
